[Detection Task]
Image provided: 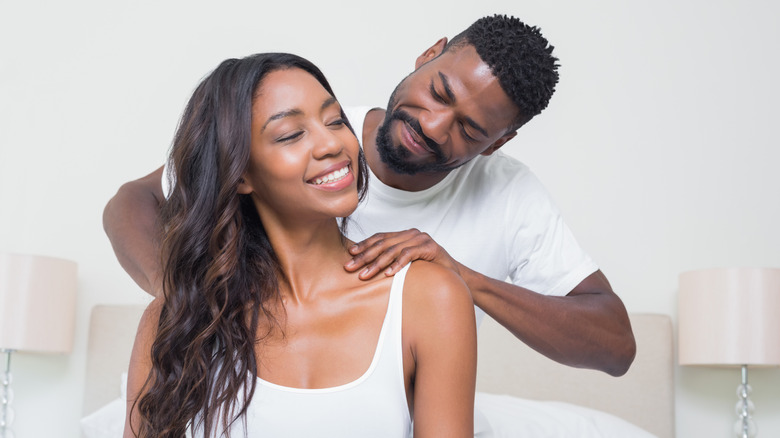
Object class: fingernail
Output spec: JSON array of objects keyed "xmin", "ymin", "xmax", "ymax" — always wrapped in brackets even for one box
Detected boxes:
[
  {"xmin": 384, "ymin": 268, "xmax": 393, "ymax": 276},
  {"xmin": 345, "ymin": 260, "xmax": 355, "ymax": 269},
  {"xmin": 360, "ymin": 268, "xmax": 370, "ymax": 277},
  {"xmin": 349, "ymin": 245, "xmax": 358, "ymax": 253}
]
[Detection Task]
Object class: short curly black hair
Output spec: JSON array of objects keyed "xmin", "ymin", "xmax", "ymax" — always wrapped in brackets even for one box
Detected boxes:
[{"xmin": 445, "ymin": 15, "xmax": 559, "ymax": 129}]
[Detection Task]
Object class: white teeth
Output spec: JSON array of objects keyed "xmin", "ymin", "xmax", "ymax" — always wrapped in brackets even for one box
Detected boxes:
[{"xmin": 313, "ymin": 166, "xmax": 349, "ymax": 185}]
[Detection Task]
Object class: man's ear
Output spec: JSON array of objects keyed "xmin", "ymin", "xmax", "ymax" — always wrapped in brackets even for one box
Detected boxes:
[
  {"xmin": 480, "ymin": 131, "xmax": 517, "ymax": 156},
  {"xmin": 237, "ymin": 176, "xmax": 253, "ymax": 195},
  {"xmin": 415, "ymin": 37, "xmax": 448, "ymax": 69}
]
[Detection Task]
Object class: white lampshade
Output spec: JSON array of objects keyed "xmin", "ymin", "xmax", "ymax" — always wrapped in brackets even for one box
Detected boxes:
[
  {"xmin": 0, "ymin": 253, "xmax": 78, "ymax": 353},
  {"xmin": 678, "ymin": 267, "xmax": 780, "ymax": 366}
]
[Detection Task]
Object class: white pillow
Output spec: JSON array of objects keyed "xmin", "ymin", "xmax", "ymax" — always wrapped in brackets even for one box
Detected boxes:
[
  {"xmin": 80, "ymin": 373, "xmax": 127, "ymax": 438},
  {"xmin": 475, "ymin": 392, "xmax": 657, "ymax": 438}
]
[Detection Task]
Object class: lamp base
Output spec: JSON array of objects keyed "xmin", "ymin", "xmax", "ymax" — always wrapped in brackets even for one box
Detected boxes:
[
  {"xmin": 0, "ymin": 349, "xmax": 14, "ymax": 438},
  {"xmin": 734, "ymin": 365, "xmax": 757, "ymax": 438}
]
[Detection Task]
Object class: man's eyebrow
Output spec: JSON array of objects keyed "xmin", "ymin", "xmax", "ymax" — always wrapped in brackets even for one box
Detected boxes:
[
  {"xmin": 463, "ymin": 116, "xmax": 488, "ymax": 138},
  {"xmin": 438, "ymin": 72, "xmax": 489, "ymax": 138},
  {"xmin": 438, "ymin": 72, "xmax": 456, "ymax": 102}
]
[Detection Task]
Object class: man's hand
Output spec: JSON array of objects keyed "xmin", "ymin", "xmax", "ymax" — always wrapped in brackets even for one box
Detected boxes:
[{"xmin": 345, "ymin": 229, "xmax": 461, "ymax": 280}]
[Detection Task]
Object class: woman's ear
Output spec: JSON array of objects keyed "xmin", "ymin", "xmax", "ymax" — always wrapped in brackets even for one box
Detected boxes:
[
  {"xmin": 415, "ymin": 37, "xmax": 448, "ymax": 69},
  {"xmin": 237, "ymin": 175, "xmax": 253, "ymax": 195}
]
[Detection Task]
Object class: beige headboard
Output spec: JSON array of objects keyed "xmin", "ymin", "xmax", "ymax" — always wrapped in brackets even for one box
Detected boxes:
[
  {"xmin": 476, "ymin": 313, "xmax": 675, "ymax": 438},
  {"xmin": 82, "ymin": 305, "xmax": 146, "ymax": 417},
  {"xmin": 83, "ymin": 306, "xmax": 674, "ymax": 437}
]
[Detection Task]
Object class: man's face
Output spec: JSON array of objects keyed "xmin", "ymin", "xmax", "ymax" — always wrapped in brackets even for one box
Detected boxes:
[{"xmin": 376, "ymin": 44, "xmax": 519, "ymax": 176}]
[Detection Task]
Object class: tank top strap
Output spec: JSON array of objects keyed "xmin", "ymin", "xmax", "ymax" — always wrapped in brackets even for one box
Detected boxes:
[
  {"xmin": 385, "ymin": 263, "xmax": 411, "ymax": 344},
  {"xmin": 378, "ymin": 262, "xmax": 411, "ymax": 397}
]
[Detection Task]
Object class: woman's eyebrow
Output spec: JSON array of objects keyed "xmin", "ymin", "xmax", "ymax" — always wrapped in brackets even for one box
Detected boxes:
[
  {"xmin": 261, "ymin": 108, "xmax": 303, "ymax": 133},
  {"xmin": 261, "ymin": 97, "xmax": 339, "ymax": 133},
  {"xmin": 321, "ymin": 96, "xmax": 337, "ymax": 111}
]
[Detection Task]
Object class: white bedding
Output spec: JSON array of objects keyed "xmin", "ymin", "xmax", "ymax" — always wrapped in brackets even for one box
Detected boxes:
[
  {"xmin": 80, "ymin": 373, "xmax": 126, "ymax": 438},
  {"xmin": 475, "ymin": 393, "xmax": 656, "ymax": 437},
  {"xmin": 81, "ymin": 374, "xmax": 655, "ymax": 438}
]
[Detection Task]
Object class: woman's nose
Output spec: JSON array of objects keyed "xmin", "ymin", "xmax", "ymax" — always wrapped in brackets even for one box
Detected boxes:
[{"xmin": 311, "ymin": 124, "xmax": 344, "ymax": 159}]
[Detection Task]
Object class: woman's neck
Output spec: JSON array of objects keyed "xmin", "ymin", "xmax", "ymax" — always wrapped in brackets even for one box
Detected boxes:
[{"xmin": 262, "ymin": 216, "xmax": 353, "ymax": 303}]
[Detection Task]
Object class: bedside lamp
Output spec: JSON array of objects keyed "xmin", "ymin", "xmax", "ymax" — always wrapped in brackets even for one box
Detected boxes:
[
  {"xmin": 678, "ymin": 267, "xmax": 780, "ymax": 438},
  {"xmin": 0, "ymin": 253, "xmax": 78, "ymax": 438}
]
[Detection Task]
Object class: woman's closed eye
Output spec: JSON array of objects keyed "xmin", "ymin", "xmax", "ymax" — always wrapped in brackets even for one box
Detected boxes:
[
  {"xmin": 275, "ymin": 131, "xmax": 304, "ymax": 143},
  {"xmin": 327, "ymin": 118, "xmax": 348, "ymax": 128}
]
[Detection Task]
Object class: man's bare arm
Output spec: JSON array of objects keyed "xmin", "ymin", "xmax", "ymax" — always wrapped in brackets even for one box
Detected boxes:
[
  {"xmin": 103, "ymin": 166, "xmax": 165, "ymax": 296},
  {"xmin": 463, "ymin": 267, "xmax": 635, "ymax": 377},
  {"xmin": 345, "ymin": 229, "xmax": 636, "ymax": 376}
]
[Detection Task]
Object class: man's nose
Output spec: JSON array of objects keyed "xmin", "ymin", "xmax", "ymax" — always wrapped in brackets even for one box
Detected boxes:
[{"xmin": 418, "ymin": 108, "xmax": 454, "ymax": 145}]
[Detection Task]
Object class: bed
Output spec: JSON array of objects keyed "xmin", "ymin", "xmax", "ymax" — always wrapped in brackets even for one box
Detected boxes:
[{"xmin": 81, "ymin": 306, "xmax": 674, "ymax": 437}]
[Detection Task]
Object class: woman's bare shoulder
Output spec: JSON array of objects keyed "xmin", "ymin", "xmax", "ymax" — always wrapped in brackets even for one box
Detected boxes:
[
  {"xmin": 402, "ymin": 261, "xmax": 474, "ymax": 328},
  {"xmin": 405, "ymin": 260, "xmax": 470, "ymax": 297}
]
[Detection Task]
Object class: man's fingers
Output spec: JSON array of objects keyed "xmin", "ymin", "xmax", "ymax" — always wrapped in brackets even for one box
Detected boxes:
[
  {"xmin": 344, "ymin": 229, "xmax": 435, "ymax": 278},
  {"xmin": 345, "ymin": 240, "xmax": 391, "ymax": 271},
  {"xmin": 346, "ymin": 230, "xmax": 420, "ymax": 269},
  {"xmin": 357, "ymin": 242, "xmax": 407, "ymax": 279},
  {"xmin": 384, "ymin": 247, "xmax": 420, "ymax": 276},
  {"xmin": 350, "ymin": 230, "xmax": 422, "ymax": 253},
  {"xmin": 362, "ymin": 241, "xmax": 437, "ymax": 279}
]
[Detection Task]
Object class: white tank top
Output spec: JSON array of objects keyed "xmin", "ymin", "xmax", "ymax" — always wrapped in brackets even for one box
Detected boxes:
[{"xmin": 191, "ymin": 264, "xmax": 413, "ymax": 438}]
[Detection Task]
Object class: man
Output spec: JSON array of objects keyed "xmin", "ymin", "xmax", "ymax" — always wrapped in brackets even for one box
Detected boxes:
[{"xmin": 104, "ymin": 15, "xmax": 635, "ymax": 377}]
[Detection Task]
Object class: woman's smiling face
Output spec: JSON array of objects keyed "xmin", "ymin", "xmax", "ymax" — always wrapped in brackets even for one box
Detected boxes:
[{"xmin": 238, "ymin": 67, "xmax": 360, "ymax": 225}]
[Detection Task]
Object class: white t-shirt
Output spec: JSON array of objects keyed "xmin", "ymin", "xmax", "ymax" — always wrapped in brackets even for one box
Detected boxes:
[{"xmin": 343, "ymin": 107, "xmax": 598, "ymax": 326}]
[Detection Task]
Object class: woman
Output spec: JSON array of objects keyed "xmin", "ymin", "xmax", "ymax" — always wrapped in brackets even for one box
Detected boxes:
[{"xmin": 124, "ymin": 52, "xmax": 477, "ymax": 438}]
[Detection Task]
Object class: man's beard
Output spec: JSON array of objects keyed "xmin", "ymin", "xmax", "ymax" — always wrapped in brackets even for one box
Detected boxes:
[{"xmin": 375, "ymin": 91, "xmax": 456, "ymax": 175}]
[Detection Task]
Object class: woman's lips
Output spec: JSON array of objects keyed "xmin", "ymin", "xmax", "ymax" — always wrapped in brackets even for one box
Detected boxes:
[{"xmin": 306, "ymin": 161, "xmax": 354, "ymax": 191}]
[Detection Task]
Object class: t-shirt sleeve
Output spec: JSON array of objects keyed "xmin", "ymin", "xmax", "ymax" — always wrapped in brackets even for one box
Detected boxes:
[
  {"xmin": 161, "ymin": 160, "xmax": 174, "ymax": 199},
  {"xmin": 505, "ymin": 172, "xmax": 598, "ymax": 297}
]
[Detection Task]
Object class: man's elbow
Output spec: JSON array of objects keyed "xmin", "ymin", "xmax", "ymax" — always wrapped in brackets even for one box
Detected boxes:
[
  {"xmin": 102, "ymin": 188, "xmax": 122, "ymax": 240},
  {"xmin": 605, "ymin": 331, "xmax": 637, "ymax": 377},
  {"xmin": 104, "ymin": 178, "xmax": 137, "ymax": 227}
]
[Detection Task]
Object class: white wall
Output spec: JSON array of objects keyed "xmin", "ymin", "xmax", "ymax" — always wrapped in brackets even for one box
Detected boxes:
[{"xmin": 1, "ymin": 1, "xmax": 778, "ymax": 436}]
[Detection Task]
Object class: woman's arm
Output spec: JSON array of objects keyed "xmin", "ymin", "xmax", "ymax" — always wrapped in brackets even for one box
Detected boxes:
[
  {"xmin": 124, "ymin": 299, "xmax": 162, "ymax": 438},
  {"xmin": 404, "ymin": 262, "xmax": 477, "ymax": 438}
]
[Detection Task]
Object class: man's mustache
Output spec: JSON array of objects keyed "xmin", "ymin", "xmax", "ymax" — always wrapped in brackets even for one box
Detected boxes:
[{"xmin": 391, "ymin": 110, "xmax": 444, "ymax": 158}]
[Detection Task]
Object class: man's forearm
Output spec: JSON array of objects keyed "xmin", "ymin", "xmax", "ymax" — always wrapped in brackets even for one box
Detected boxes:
[
  {"xmin": 341, "ymin": 228, "xmax": 635, "ymax": 374},
  {"xmin": 463, "ymin": 267, "xmax": 636, "ymax": 376},
  {"xmin": 103, "ymin": 167, "xmax": 165, "ymax": 296}
]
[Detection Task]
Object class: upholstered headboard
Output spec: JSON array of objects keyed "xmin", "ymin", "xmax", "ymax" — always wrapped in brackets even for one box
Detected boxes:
[
  {"xmin": 476, "ymin": 313, "xmax": 675, "ymax": 437},
  {"xmin": 82, "ymin": 305, "xmax": 146, "ymax": 417}
]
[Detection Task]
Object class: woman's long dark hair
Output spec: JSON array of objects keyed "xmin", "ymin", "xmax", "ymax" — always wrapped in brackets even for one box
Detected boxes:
[{"xmin": 132, "ymin": 53, "xmax": 368, "ymax": 437}]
